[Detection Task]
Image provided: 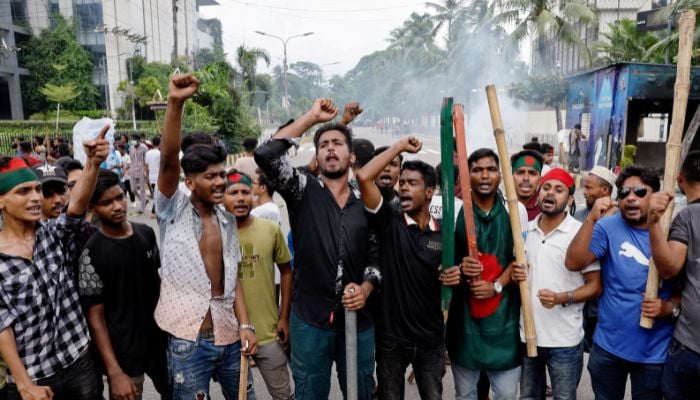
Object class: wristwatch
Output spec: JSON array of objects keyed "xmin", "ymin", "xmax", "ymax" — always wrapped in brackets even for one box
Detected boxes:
[
  {"xmin": 240, "ymin": 323, "xmax": 256, "ymax": 333},
  {"xmin": 493, "ymin": 281, "xmax": 503, "ymax": 295},
  {"xmin": 671, "ymin": 302, "xmax": 681, "ymax": 319}
]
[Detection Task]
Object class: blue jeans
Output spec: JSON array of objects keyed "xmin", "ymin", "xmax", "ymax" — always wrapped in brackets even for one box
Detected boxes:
[
  {"xmin": 290, "ymin": 312, "xmax": 375, "ymax": 400},
  {"xmin": 662, "ymin": 338, "xmax": 700, "ymax": 400},
  {"xmin": 167, "ymin": 334, "xmax": 255, "ymax": 400},
  {"xmin": 7, "ymin": 352, "xmax": 98, "ymax": 400},
  {"xmin": 375, "ymin": 337, "xmax": 445, "ymax": 400},
  {"xmin": 520, "ymin": 342, "xmax": 583, "ymax": 400},
  {"xmin": 451, "ymin": 363, "xmax": 521, "ymax": 400},
  {"xmin": 588, "ymin": 344, "xmax": 663, "ymax": 400}
]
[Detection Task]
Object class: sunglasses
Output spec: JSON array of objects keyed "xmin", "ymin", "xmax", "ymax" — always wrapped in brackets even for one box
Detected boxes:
[{"xmin": 618, "ymin": 185, "xmax": 648, "ymax": 200}]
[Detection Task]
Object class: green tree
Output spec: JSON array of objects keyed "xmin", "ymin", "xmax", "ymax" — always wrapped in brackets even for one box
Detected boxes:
[
  {"xmin": 21, "ymin": 15, "xmax": 98, "ymax": 114},
  {"xmin": 40, "ymin": 74, "xmax": 80, "ymax": 132},
  {"xmin": 504, "ymin": 0, "xmax": 597, "ymax": 72},
  {"xmin": 425, "ymin": 0, "xmax": 467, "ymax": 50},
  {"xmin": 509, "ymin": 74, "xmax": 567, "ymax": 130},
  {"xmin": 236, "ymin": 45, "xmax": 271, "ymax": 103},
  {"xmin": 594, "ymin": 19, "xmax": 661, "ymax": 65}
]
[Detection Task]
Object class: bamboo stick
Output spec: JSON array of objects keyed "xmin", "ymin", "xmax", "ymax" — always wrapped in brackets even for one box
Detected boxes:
[
  {"xmin": 485, "ymin": 85, "xmax": 537, "ymax": 357},
  {"xmin": 440, "ymin": 97, "xmax": 456, "ymax": 314},
  {"xmin": 238, "ymin": 350, "xmax": 249, "ymax": 399},
  {"xmin": 640, "ymin": 10, "xmax": 696, "ymax": 329}
]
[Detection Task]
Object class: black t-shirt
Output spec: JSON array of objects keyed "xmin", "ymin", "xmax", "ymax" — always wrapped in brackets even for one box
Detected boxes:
[
  {"xmin": 369, "ymin": 200, "xmax": 444, "ymax": 347},
  {"xmin": 78, "ymin": 222, "xmax": 166, "ymax": 376}
]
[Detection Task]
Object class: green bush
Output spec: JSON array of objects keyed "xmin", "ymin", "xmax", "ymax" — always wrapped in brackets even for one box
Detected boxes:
[{"xmin": 29, "ymin": 110, "xmax": 109, "ymax": 121}]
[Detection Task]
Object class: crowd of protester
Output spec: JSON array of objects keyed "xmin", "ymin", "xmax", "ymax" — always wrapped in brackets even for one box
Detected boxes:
[{"xmin": 0, "ymin": 73, "xmax": 698, "ymax": 400}]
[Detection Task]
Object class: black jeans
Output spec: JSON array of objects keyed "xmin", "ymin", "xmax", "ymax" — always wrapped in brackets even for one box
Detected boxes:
[
  {"xmin": 376, "ymin": 338, "xmax": 445, "ymax": 400},
  {"xmin": 0, "ymin": 384, "xmax": 7, "ymax": 400},
  {"xmin": 7, "ymin": 353, "xmax": 98, "ymax": 400}
]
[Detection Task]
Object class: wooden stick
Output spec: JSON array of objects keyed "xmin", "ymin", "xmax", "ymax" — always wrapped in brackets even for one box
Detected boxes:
[
  {"xmin": 485, "ymin": 85, "xmax": 537, "ymax": 357},
  {"xmin": 238, "ymin": 350, "xmax": 249, "ymax": 400},
  {"xmin": 440, "ymin": 97, "xmax": 456, "ymax": 313},
  {"xmin": 641, "ymin": 10, "xmax": 696, "ymax": 329},
  {"xmin": 452, "ymin": 104, "xmax": 480, "ymax": 279}
]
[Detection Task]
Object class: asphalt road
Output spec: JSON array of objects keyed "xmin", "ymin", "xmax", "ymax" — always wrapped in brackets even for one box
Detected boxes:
[{"xmin": 127, "ymin": 126, "xmax": 623, "ymax": 399}]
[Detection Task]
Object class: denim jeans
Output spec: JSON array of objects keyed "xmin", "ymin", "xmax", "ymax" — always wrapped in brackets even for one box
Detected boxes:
[
  {"xmin": 167, "ymin": 334, "xmax": 255, "ymax": 400},
  {"xmin": 375, "ymin": 337, "xmax": 445, "ymax": 400},
  {"xmin": 451, "ymin": 363, "xmax": 521, "ymax": 400},
  {"xmin": 588, "ymin": 343, "xmax": 663, "ymax": 400},
  {"xmin": 7, "ymin": 352, "xmax": 98, "ymax": 400},
  {"xmin": 661, "ymin": 338, "xmax": 700, "ymax": 400},
  {"xmin": 519, "ymin": 342, "xmax": 583, "ymax": 400},
  {"xmin": 290, "ymin": 312, "xmax": 375, "ymax": 400}
]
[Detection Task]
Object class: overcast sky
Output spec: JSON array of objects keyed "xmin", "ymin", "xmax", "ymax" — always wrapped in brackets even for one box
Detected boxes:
[{"xmin": 198, "ymin": 0, "xmax": 434, "ymax": 77}]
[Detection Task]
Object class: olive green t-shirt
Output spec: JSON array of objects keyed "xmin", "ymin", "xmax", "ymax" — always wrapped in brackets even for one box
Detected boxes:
[{"xmin": 238, "ymin": 218, "xmax": 292, "ymax": 346}]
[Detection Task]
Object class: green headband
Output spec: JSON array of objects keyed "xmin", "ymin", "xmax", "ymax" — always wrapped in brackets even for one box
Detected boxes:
[
  {"xmin": 0, "ymin": 168, "xmax": 39, "ymax": 195},
  {"xmin": 512, "ymin": 155, "xmax": 542, "ymax": 173},
  {"xmin": 226, "ymin": 171, "xmax": 252, "ymax": 188}
]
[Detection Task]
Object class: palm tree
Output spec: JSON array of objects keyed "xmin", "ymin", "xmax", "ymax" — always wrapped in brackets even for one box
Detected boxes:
[
  {"xmin": 594, "ymin": 19, "xmax": 660, "ymax": 65},
  {"xmin": 425, "ymin": 0, "xmax": 467, "ymax": 50},
  {"xmin": 387, "ymin": 12, "xmax": 441, "ymax": 51},
  {"xmin": 642, "ymin": 1, "xmax": 700, "ymax": 64},
  {"xmin": 235, "ymin": 45, "xmax": 271, "ymax": 95},
  {"xmin": 503, "ymin": 0, "xmax": 597, "ymax": 72}
]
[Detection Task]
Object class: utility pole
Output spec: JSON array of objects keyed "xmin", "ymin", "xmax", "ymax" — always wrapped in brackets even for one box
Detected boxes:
[{"xmin": 172, "ymin": 0, "xmax": 178, "ymax": 65}]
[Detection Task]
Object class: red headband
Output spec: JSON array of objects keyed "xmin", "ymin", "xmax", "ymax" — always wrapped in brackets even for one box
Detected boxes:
[{"xmin": 540, "ymin": 168, "xmax": 574, "ymax": 192}]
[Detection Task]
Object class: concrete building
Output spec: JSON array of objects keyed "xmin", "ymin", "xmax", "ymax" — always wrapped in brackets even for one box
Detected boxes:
[
  {"xmin": 0, "ymin": 0, "xmax": 218, "ymax": 120},
  {"xmin": 530, "ymin": 0, "xmax": 647, "ymax": 75}
]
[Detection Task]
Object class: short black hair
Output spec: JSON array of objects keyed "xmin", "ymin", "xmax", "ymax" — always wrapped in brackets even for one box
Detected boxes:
[
  {"xmin": 402, "ymin": 160, "xmax": 437, "ymax": 188},
  {"xmin": 19, "ymin": 141, "xmax": 32, "ymax": 153},
  {"xmin": 56, "ymin": 158, "xmax": 83, "ymax": 173},
  {"xmin": 522, "ymin": 142, "xmax": 542, "ymax": 153},
  {"xmin": 91, "ymin": 169, "xmax": 122, "ymax": 205},
  {"xmin": 616, "ymin": 165, "xmax": 660, "ymax": 192},
  {"xmin": 352, "ymin": 138, "xmax": 375, "ymax": 168},
  {"xmin": 243, "ymin": 138, "xmax": 258, "ymax": 152},
  {"xmin": 131, "ymin": 134, "xmax": 140, "ymax": 141},
  {"xmin": 58, "ymin": 144, "xmax": 71, "ymax": 157},
  {"xmin": 152, "ymin": 136, "xmax": 161, "ymax": 146},
  {"xmin": 540, "ymin": 143, "xmax": 554, "ymax": 153},
  {"xmin": 255, "ymin": 168, "xmax": 275, "ymax": 197},
  {"xmin": 181, "ymin": 133, "xmax": 214, "ymax": 153},
  {"xmin": 681, "ymin": 150, "xmax": 700, "ymax": 183},
  {"xmin": 373, "ymin": 145, "xmax": 403, "ymax": 164},
  {"xmin": 181, "ymin": 144, "xmax": 226, "ymax": 175},
  {"xmin": 468, "ymin": 148, "xmax": 500, "ymax": 168},
  {"xmin": 313, "ymin": 123, "xmax": 352, "ymax": 152},
  {"xmin": 510, "ymin": 149, "xmax": 544, "ymax": 169},
  {"xmin": 574, "ymin": 123, "xmax": 582, "ymax": 129}
]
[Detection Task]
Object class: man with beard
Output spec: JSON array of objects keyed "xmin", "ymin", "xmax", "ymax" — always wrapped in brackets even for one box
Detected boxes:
[
  {"xmin": 647, "ymin": 150, "xmax": 700, "ymax": 400},
  {"xmin": 79, "ymin": 170, "xmax": 171, "ymax": 400},
  {"xmin": 155, "ymin": 74, "xmax": 257, "ymax": 399},
  {"xmin": 445, "ymin": 148, "xmax": 526, "ymax": 400},
  {"xmin": 511, "ymin": 150, "xmax": 544, "ymax": 221},
  {"xmin": 574, "ymin": 166, "xmax": 616, "ymax": 223},
  {"xmin": 224, "ymin": 170, "xmax": 294, "ymax": 400},
  {"xmin": 371, "ymin": 145, "xmax": 402, "ymax": 208},
  {"xmin": 566, "ymin": 165, "xmax": 676, "ymax": 400},
  {"xmin": 356, "ymin": 136, "xmax": 450, "ymax": 399},
  {"xmin": 255, "ymin": 99, "xmax": 381, "ymax": 400},
  {"xmin": 31, "ymin": 164, "xmax": 68, "ymax": 220},
  {"xmin": 512, "ymin": 168, "xmax": 602, "ymax": 399},
  {"xmin": 0, "ymin": 126, "xmax": 110, "ymax": 400}
]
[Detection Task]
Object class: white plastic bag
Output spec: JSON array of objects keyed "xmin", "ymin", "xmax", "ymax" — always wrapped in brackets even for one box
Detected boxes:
[{"xmin": 72, "ymin": 117, "xmax": 115, "ymax": 164}]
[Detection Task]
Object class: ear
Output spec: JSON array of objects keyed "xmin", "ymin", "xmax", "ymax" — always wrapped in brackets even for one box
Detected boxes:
[
  {"xmin": 349, "ymin": 152, "xmax": 357, "ymax": 166},
  {"xmin": 426, "ymin": 186, "xmax": 435, "ymax": 201},
  {"xmin": 184, "ymin": 175, "xmax": 195, "ymax": 191}
]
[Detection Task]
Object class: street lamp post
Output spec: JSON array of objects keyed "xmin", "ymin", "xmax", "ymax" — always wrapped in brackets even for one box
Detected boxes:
[
  {"xmin": 255, "ymin": 31, "xmax": 314, "ymax": 109},
  {"xmin": 128, "ymin": 47, "xmax": 141, "ymax": 132},
  {"xmin": 320, "ymin": 61, "xmax": 341, "ymax": 87}
]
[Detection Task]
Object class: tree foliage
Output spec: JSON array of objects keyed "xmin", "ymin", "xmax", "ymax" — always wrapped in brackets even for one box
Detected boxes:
[{"xmin": 21, "ymin": 15, "xmax": 98, "ymax": 114}]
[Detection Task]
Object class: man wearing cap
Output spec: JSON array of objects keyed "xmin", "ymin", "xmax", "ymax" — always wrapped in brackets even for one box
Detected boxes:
[
  {"xmin": 574, "ymin": 166, "xmax": 616, "ymax": 223},
  {"xmin": 512, "ymin": 168, "xmax": 602, "ymax": 399},
  {"xmin": 573, "ymin": 165, "xmax": 616, "ymax": 353},
  {"xmin": 511, "ymin": 150, "xmax": 545, "ymax": 221},
  {"xmin": 31, "ymin": 164, "xmax": 68, "ymax": 221},
  {"xmin": 540, "ymin": 143, "xmax": 554, "ymax": 175},
  {"xmin": 566, "ymin": 165, "xmax": 676, "ymax": 399},
  {"xmin": 0, "ymin": 126, "xmax": 110, "ymax": 400}
]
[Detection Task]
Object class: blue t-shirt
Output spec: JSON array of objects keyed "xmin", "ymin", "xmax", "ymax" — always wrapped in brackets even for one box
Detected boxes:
[{"xmin": 589, "ymin": 213, "xmax": 674, "ymax": 363}]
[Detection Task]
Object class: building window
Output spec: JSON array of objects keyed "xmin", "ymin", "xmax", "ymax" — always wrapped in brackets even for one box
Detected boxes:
[{"xmin": 10, "ymin": 0, "xmax": 27, "ymax": 24}]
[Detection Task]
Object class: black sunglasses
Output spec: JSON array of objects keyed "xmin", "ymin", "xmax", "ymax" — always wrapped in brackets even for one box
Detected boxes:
[{"xmin": 619, "ymin": 185, "xmax": 648, "ymax": 200}]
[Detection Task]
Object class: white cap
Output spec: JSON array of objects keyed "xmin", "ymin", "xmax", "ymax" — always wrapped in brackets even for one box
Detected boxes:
[{"xmin": 589, "ymin": 166, "xmax": 617, "ymax": 188}]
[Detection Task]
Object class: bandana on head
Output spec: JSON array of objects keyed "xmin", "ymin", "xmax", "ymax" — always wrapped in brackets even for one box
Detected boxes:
[
  {"xmin": 540, "ymin": 167, "xmax": 575, "ymax": 194},
  {"xmin": 0, "ymin": 158, "xmax": 39, "ymax": 195},
  {"xmin": 226, "ymin": 171, "xmax": 252, "ymax": 188},
  {"xmin": 512, "ymin": 154, "xmax": 543, "ymax": 173}
]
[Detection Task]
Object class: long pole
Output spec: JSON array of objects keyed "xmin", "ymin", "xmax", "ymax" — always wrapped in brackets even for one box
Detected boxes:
[
  {"xmin": 282, "ymin": 41, "xmax": 289, "ymax": 109},
  {"xmin": 345, "ymin": 307, "xmax": 358, "ymax": 400},
  {"xmin": 485, "ymin": 85, "xmax": 538, "ymax": 357},
  {"xmin": 129, "ymin": 58, "xmax": 137, "ymax": 132},
  {"xmin": 641, "ymin": 10, "xmax": 696, "ymax": 328},
  {"xmin": 238, "ymin": 351, "xmax": 249, "ymax": 400},
  {"xmin": 172, "ymin": 0, "xmax": 178, "ymax": 65},
  {"xmin": 440, "ymin": 97, "xmax": 455, "ymax": 314},
  {"xmin": 453, "ymin": 104, "xmax": 479, "ymax": 271}
]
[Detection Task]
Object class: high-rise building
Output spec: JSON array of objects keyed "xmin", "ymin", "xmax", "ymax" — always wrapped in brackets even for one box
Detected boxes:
[{"xmin": 0, "ymin": 0, "xmax": 218, "ymax": 120}]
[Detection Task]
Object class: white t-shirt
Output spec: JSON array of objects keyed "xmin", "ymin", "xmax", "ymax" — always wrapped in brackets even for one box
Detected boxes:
[
  {"xmin": 145, "ymin": 149, "xmax": 161, "ymax": 184},
  {"xmin": 251, "ymin": 201, "xmax": 283, "ymax": 285},
  {"xmin": 120, "ymin": 153, "xmax": 131, "ymax": 182},
  {"xmin": 557, "ymin": 129, "xmax": 570, "ymax": 153},
  {"xmin": 520, "ymin": 214, "xmax": 600, "ymax": 347},
  {"xmin": 429, "ymin": 195, "xmax": 463, "ymax": 224}
]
